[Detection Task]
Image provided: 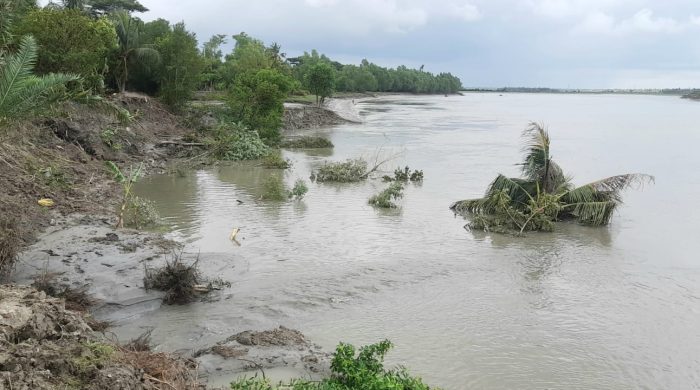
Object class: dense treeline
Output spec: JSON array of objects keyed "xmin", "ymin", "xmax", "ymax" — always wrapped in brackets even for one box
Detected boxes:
[{"xmin": 1, "ymin": 0, "xmax": 462, "ymax": 144}]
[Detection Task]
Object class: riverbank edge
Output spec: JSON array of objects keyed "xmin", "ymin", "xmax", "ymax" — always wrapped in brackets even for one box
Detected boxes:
[{"xmin": 0, "ymin": 93, "xmax": 359, "ymax": 389}]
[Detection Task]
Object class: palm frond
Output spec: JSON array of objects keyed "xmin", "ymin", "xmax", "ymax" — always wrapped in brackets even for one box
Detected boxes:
[
  {"xmin": 565, "ymin": 200, "xmax": 618, "ymax": 226},
  {"xmin": 0, "ymin": 36, "xmax": 78, "ymax": 122},
  {"xmin": 132, "ymin": 46, "xmax": 161, "ymax": 65},
  {"xmin": 563, "ymin": 173, "xmax": 654, "ymax": 204},
  {"xmin": 519, "ymin": 122, "xmax": 568, "ymax": 192}
]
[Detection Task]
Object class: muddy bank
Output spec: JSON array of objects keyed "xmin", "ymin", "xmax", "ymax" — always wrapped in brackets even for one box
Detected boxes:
[
  {"xmin": 0, "ymin": 284, "xmax": 201, "ymax": 389},
  {"xmin": 282, "ymin": 100, "xmax": 359, "ymax": 131}
]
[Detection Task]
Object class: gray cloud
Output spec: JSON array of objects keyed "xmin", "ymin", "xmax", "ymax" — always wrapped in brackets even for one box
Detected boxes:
[{"xmin": 140, "ymin": 0, "xmax": 700, "ymax": 88}]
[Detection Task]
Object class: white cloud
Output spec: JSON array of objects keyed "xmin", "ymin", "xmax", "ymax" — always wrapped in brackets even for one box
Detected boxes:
[
  {"xmin": 692, "ymin": 15, "xmax": 700, "ymax": 25},
  {"xmin": 448, "ymin": 1, "xmax": 482, "ymax": 22},
  {"xmin": 574, "ymin": 8, "xmax": 687, "ymax": 35},
  {"xmin": 304, "ymin": 0, "xmax": 339, "ymax": 6}
]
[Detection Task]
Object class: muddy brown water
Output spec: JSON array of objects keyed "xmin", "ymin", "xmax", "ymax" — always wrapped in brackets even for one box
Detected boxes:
[{"xmin": 129, "ymin": 93, "xmax": 700, "ymax": 389}]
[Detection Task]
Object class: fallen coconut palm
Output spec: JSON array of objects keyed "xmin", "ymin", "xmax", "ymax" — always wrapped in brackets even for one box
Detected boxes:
[{"xmin": 451, "ymin": 122, "xmax": 653, "ymax": 234}]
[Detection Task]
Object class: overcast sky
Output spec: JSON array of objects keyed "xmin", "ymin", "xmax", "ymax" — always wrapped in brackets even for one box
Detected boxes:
[{"xmin": 140, "ymin": 0, "xmax": 700, "ymax": 89}]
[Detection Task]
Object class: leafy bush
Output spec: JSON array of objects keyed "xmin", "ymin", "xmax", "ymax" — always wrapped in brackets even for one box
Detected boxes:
[
  {"xmin": 315, "ymin": 159, "xmax": 368, "ymax": 182},
  {"xmin": 281, "ymin": 136, "xmax": 334, "ymax": 149},
  {"xmin": 154, "ymin": 22, "xmax": 205, "ymax": 110},
  {"xmin": 13, "ymin": 9, "xmax": 117, "ymax": 92},
  {"xmin": 290, "ymin": 179, "xmax": 308, "ymax": 200},
  {"xmin": 227, "ymin": 68, "xmax": 294, "ymax": 145},
  {"xmin": 208, "ymin": 122, "xmax": 269, "ymax": 161},
  {"xmin": 230, "ymin": 340, "xmax": 435, "ymax": 390},
  {"xmin": 369, "ymin": 182, "xmax": 404, "ymax": 208},
  {"xmin": 261, "ymin": 149, "xmax": 290, "ymax": 169}
]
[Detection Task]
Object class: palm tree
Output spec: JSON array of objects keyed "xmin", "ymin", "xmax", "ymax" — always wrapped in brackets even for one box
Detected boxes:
[
  {"xmin": 450, "ymin": 122, "xmax": 653, "ymax": 233},
  {"xmin": 112, "ymin": 11, "xmax": 160, "ymax": 93},
  {"xmin": 0, "ymin": 35, "xmax": 78, "ymax": 124}
]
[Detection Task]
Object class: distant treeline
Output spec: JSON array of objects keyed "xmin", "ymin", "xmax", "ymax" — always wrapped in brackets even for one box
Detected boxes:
[{"xmin": 288, "ymin": 51, "xmax": 462, "ymax": 95}]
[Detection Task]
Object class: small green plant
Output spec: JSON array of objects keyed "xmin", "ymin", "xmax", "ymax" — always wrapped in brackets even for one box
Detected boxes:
[
  {"xmin": 36, "ymin": 165, "xmax": 71, "ymax": 189},
  {"xmin": 261, "ymin": 175, "xmax": 288, "ymax": 201},
  {"xmin": 261, "ymin": 149, "xmax": 290, "ymax": 169},
  {"xmin": 289, "ymin": 179, "xmax": 308, "ymax": 200},
  {"xmin": 315, "ymin": 159, "xmax": 368, "ymax": 182},
  {"xmin": 369, "ymin": 182, "xmax": 404, "ymax": 208},
  {"xmin": 382, "ymin": 166, "xmax": 424, "ymax": 183},
  {"xmin": 281, "ymin": 136, "xmax": 334, "ymax": 149},
  {"xmin": 207, "ymin": 122, "xmax": 269, "ymax": 161},
  {"xmin": 230, "ymin": 340, "xmax": 435, "ymax": 389},
  {"xmin": 72, "ymin": 342, "xmax": 115, "ymax": 376},
  {"xmin": 100, "ymin": 128, "xmax": 122, "ymax": 150},
  {"xmin": 106, "ymin": 161, "xmax": 143, "ymax": 228}
]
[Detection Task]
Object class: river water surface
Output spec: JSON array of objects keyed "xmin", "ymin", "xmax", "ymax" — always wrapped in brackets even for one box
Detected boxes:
[{"xmin": 132, "ymin": 93, "xmax": 700, "ymax": 389}]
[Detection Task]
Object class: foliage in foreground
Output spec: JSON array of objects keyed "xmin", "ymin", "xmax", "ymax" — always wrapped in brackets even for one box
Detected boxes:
[
  {"xmin": 0, "ymin": 35, "xmax": 78, "ymax": 125},
  {"xmin": 451, "ymin": 123, "xmax": 654, "ymax": 233},
  {"xmin": 369, "ymin": 182, "xmax": 404, "ymax": 209},
  {"xmin": 231, "ymin": 340, "xmax": 435, "ymax": 390},
  {"xmin": 281, "ymin": 136, "xmax": 334, "ymax": 149}
]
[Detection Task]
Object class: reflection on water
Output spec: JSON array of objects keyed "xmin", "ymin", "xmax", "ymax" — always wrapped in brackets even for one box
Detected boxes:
[{"xmin": 131, "ymin": 93, "xmax": 700, "ymax": 389}]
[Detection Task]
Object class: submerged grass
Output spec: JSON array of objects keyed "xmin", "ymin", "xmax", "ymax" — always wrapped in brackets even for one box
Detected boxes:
[
  {"xmin": 281, "ymin": 136, "xmax": 334, "ymax": 149},
  {"xmin": 261, "ymin": 149, "xmax": 290, "ymax": 169}
]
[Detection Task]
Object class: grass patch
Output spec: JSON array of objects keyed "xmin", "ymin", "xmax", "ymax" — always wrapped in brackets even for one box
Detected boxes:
[
  {"xmin": 368, "ymin": 182, "xmax": 404, "ymax": 208},
  {"xmin": 281, "ymin": 136, "xmax": 334, "ymax": 149},
  {"xmin": 72, "ymin": 342, "xmax": 115, "ymax": 376}
]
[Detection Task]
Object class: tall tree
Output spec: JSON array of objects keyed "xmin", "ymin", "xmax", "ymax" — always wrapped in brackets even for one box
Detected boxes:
[
  {"xmin": 111, "ymin": 11, "xmax": 160, "ymax": 92},
  {"xmin": 155, "ymin": 22, "xmax": 204, "ymax": 109},
  {"xmin": 304, "ymin": 62, "xmax": 335, "ymax": 106}
]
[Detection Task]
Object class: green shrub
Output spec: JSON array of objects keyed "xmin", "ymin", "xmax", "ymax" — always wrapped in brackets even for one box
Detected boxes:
[
  {"xmin": 230, "ymin": 340, "xmax": 435, "ymax": 390},
  {"xmin": 208, "ymin": 122, "xmax": 269, "ymax": 161},
  {"xmin": 281, "ymin": 136, "xmax": 334, "ymax": 149},
  {"xmin": 261, "ymin": 149, "xmax": 290, "ymax": 169},
  {"xmin": 315, "ymin": 159, "xmax": 368, "ymax": 182},
  {"xmin": 369, "ymin": 182, "xmax": 404, "ymax": 208},
  {"xmin": 382, "ymin": 166, "xmax": 424, "ymax": 183},
  {"xmin": 13, "ymin": 9, "xmax": 117, "ymax": 92},
  {"xmin": 290, "ymin": 179, "xmax": 308, "ymax": 200}
]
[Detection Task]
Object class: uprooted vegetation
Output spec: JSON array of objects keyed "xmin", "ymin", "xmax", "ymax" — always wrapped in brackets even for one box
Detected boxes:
[
  {"xmin": 230, "ymin": 339, "xmax": 436, "ymax": 390},
  {"xmin": 451, "ymin": 122, "xmax": 654, "ymax": 234},
  {"xmin": 369, "ymin": 182, "xmax": 405, "ymax": 209},
  {"xmin": 144, "ymin": 251, "xmax": 229, "ymax": 304},
  {"xmin": 0, "ymin": 285, "xmax": 202, "ymax": 389},
  {"xmin": 281, "ymin": 136, "xmax": 334, "ymax": 149},
  {"xmin": 383, "ymin": 166, "xmax": 424, "ymax": 183}
]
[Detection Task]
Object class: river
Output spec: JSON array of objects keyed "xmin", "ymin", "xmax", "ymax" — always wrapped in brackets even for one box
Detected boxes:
[{"xmin": 131, "ymin": 93, "xmax": 700, "ymax": 389}]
